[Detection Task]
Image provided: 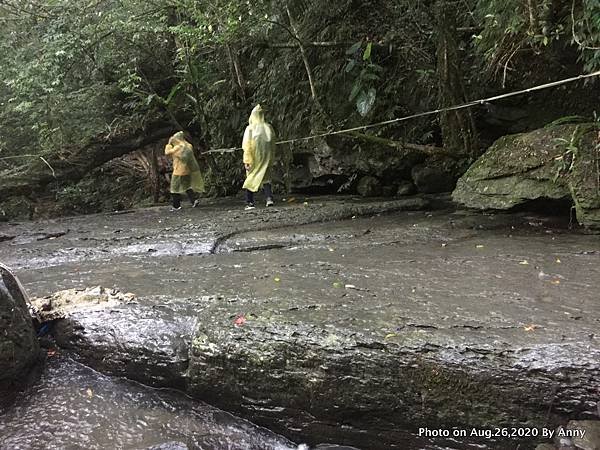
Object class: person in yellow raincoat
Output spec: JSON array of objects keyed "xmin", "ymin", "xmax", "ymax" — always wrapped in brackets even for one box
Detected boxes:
[
  {"xmin": 164, "ymin": 131, "xmax": 205, "ymax": 210},
  {"xmin": 242, "ymin": 105, "xmax": 276, "ymax": 210}
]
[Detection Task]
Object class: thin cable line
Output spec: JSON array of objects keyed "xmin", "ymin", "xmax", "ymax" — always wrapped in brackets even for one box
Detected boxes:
[{"xmin": 204, "ymin": 70, "xmax": 600, "ymax": 154}]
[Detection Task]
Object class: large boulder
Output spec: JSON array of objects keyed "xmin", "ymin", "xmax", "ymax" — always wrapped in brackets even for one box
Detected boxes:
[
  {"xmin": 0, "ymin": 263, "xmax": 40, "ymax": 400},
  {"xmin": 51, "ymin": 289, "xmax": 196, "ymax": 390},
  {"xmin": 453, "ymin": 124, "xmax": 600, "ymax": 228}
]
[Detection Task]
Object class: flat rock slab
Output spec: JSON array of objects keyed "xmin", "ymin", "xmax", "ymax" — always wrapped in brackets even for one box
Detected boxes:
[{"xmin": 2, "ymin": 196, "xmax": 599, "ymax": 449}]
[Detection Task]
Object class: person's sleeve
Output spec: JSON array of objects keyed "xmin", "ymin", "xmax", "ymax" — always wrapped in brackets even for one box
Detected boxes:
[
  {"xmin": 242, "ymin": 127, "xmax": 254, "ymax": 165},
  {"xmin": 165, "ymin": 143, "xmax": 176, "ymax": 156}
]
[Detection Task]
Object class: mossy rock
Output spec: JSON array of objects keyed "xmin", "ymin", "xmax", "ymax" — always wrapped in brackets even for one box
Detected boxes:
[{"xmin": 453, "ymin": 124, "xmax": 600, "ymax": 228}]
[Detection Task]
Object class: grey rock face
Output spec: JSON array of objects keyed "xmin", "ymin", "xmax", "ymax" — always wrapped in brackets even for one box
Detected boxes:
[
  {"xmin": 53, "ymin": 304, "xmax": 196, "ymax": 389},
  {"xmin": 0, "ymin": 263, "xmax": 40, "ymax": 399}
]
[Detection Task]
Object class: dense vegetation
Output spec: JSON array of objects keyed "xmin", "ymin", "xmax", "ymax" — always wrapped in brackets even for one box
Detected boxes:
[{"xmin": 0, "ymin": 0, "xmax": 598, "ymax": 216}]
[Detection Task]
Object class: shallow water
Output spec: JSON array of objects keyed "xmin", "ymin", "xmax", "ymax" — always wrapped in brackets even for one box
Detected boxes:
[{"xmin": 0, "ymin": 355, "xmax": 298, "ymax": 450}]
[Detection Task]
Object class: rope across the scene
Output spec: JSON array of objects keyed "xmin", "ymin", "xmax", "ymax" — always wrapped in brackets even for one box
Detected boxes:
[{"xmin": 204, "ymin": 70, "xmax": 600, "ymax": 154}]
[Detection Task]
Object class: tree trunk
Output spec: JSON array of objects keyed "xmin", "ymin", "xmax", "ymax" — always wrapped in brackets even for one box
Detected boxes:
[
  {"xmin": 150, "ymin": 144, "xmax": 160, "ymax": 204},
  {"xmin": 435, "ymin": 0, "xmax": 478, "ymax": 158},
  {"xmin": 0, "ymin": 126, "xmax": 174, "ymax": 199},
  {"xmin": 285, "ymin": 6, "xmax": 325, "ymax": 115},
  {"xmin": 226, "ymin": 44, "xmax": 247, "ymax": 101},
  {"xmin": 526, "ymin": 0, "xmax": 539, "ymax": 33}
]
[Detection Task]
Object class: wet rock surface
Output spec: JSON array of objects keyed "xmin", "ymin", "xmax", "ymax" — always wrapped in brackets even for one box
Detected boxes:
[
  {"xmin": 291, "ymin": 137, "xmax": 425, "ymax": 195},
  {"xmin": 0, "ymin": 264, "xmax": 41, "ymax": 402},
  {"xmin": 567, "ymin": 420, "xmax": 600, "ymax": 450},
  {"xmin": 1, "ymin": 196, "xmax": 599, "ymax": 449},
  {"xmin": 53, "ymin": 303, "xmax": 196, "ymax": 389},
  {"xmin": 533, "ymin": 420, "xmax": 600, "ymax": 450}
]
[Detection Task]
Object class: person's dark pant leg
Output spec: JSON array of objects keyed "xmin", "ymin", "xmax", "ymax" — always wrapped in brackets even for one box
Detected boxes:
[
  {"xmin": 171, "ymin": 193, "xmax": 182, "ymax": 208},
  {"xmin": 185, "ymin": 189, "xmax": 197, "ymax": 204},
  {"xmin": 245, "ymin": 189, "xmax": 255, "ymax": 205},
  {"xmin": 263, "ymin": 183, "xmax": 273, "ymax": 200}
]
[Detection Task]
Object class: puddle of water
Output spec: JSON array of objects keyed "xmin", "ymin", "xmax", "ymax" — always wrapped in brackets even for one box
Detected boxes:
[{"xmin": 0, "ymin": 355, "xmax": 299, "ymax": 450}]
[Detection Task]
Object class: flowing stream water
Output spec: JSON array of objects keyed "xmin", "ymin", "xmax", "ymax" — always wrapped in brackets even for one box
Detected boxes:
[{"xmin": 0, "ymin": 355, "xmax": 299, "ymax": 450}]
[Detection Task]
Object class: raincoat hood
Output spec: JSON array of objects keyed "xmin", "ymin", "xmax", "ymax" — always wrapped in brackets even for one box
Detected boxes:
[
  {"xmin": 248, "ymin": 105, "xmax": 265, "ymax": 126},
  {"xmin": 170, "ymin": 131, "xmax": 189, "ymax": 146}
]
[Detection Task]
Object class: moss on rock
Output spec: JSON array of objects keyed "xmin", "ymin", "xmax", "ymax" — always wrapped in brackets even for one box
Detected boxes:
[{"xmin": 453, "ymin": 124, "xmax": 600, "ymax": 228}]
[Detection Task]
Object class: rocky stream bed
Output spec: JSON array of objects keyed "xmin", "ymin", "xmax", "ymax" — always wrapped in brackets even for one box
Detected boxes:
[{"xmin": 1, "ymin": 195, "xmax": 600, "ymax": 450}]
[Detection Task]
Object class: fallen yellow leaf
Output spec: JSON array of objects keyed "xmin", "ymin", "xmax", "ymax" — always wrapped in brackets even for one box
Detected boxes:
[
  {"xmin": 385, "ymin": 333, "xmax": 397, "ymax": 340},
  {"xmin": 274, "ymin": 277, "xmax": 281, "ymax": 282},
  {"xmin": 476, "ymin": 245, "xmax": 484, "ymax": 249},
  {"xmin": 524, "ymin": 324, "xmax": 537, "ymax": 332},
  {"xmin": 519, "ymin": 260, "xmax": 529, "ymax": 265}
]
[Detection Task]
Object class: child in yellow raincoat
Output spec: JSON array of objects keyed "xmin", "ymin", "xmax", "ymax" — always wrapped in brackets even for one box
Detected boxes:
[
  {"xmin": 164, "ymin": 131, "xmax": 205, "ymax": 210},
  {"xmin": 242, "ymin": 105, "xmax": 276, "ymax": 210}
]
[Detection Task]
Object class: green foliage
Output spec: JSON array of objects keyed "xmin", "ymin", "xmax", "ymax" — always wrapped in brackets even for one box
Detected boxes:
[
  {"xmin": 0, "ymin": 0, "xmax": 171, "ymax": 158},
  {"xmin": 553, "ymin": 121, "xmax": 600, "ymax": 182},
  {"xmin": 553, "ymin": 127, "xmax": 582, "ymax": 181},
  {"xmin": 1, "ymin": 0, "xmax": 599, "ymax": 212},
  {"xmin": 546, "ymin": 115, "xmax": 589, "ymax": 127},
  {"xmin": 345, "ymin": 41, "xmax": 383, "ymax": 117},
  {"xmin": 474, "ymin": 0, "xmax": 600, "ymax": 78}
]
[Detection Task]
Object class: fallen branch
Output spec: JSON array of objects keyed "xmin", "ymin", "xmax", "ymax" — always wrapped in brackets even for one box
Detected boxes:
[
  {"xmin": 0, "ymin": 125, "xmax": 174, "ymax": 198},
  {"xmin": 347, "ymin": 131, "xmax": 451, "ymax": 156}
]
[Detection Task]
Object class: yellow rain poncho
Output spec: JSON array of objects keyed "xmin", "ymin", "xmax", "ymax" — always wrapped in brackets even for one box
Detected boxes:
[
  {"xmin": 242, "ymin": 105, "xmax": 276, "ymax": 193},
  {"xmin": 165, "ymin": 132, "xmax": 205, "ymax": 194}
]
